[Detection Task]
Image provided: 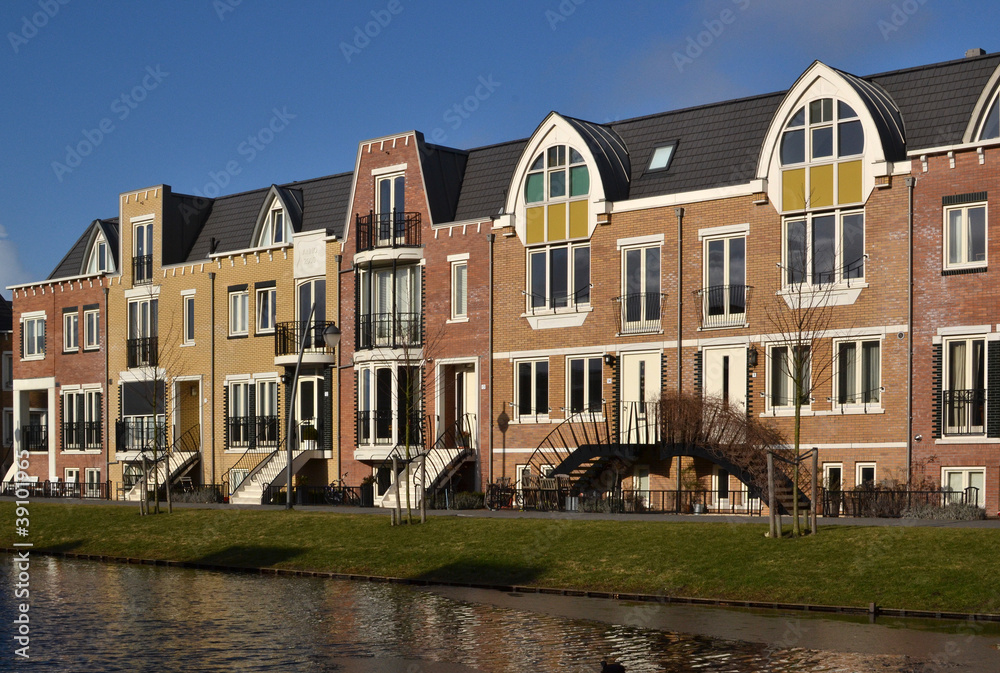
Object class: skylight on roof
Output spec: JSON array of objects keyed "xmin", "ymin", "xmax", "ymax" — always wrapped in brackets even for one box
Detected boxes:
[{"xmin": 648, "ymin": 143, "xmax": 676, "ymax": 172}]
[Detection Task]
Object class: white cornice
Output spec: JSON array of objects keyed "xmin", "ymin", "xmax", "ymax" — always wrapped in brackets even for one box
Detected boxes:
[{"xmin": 611, "ymin": 179, "xmax": 764, "ymax": 214}]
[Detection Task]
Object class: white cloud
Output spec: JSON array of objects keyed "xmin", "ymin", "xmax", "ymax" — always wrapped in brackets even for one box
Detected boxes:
[{"xmin": 0, "ymin": 224, "xmax": 31, "ymax": 292}]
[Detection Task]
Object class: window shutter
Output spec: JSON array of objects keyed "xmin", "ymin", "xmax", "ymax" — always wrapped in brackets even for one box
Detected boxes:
[
  {"xmin": 222, "ymin": 386, "xmax": 229, "ymax": 450},
  {"xmin": 96, "ymin": 392, "xmax": 103, "ymax": 444},
  {"xmin": 248, "ymin": 384, "xmax": 256, "ymax": 450},
  {"xmin": 323, "ymin": 369, "xmax": 333, "ymax": 451},
  {"xmin": 59, "ymin": 394, "xmax": 65, "ymax": 452},
  {"xmin": 931, "ymin": 343, "xmax": 942, "ymax": 439},
  {"xmin": 18, "ymin": 321, "xmax": 22, "ymax": 358},
  {"xmin": 693, "ymin": 351, "xmax": 703, "ymax": 398},
  {"xmin": 988, "ymin": 342, "xmax": 1000, "ymax": 438}
]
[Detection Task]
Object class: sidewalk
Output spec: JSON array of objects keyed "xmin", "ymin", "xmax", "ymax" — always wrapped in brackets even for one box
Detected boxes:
[{"xmin": 6, "ymin": 495, "xmax": 999, "ymax": 528}]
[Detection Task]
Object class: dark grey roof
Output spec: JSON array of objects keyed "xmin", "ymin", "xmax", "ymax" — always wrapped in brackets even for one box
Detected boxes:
[
  {"xmin": 47, "ymin": 218, "xmax": 119, "ymax": 280},
  {"xmin": 417, "ymin": 136, "xmax": 469, "ymax": 225},
  {"xmin": 871, "ymin": 52, "xmax": 1000, "ymax": 150},
  {"xmin": 563, "ymin": 115, "xmax": 631, "ymax": 202},
  {"xmin": 0, "ymin": 295, "xmax": 11, "ymax": 332},
  {"xmin": 837, "ymin": 68, "xmax": 907, "ymax": 161},
  {"xmin": 451, "ymin": 139, "xmax": 528, "ymax": 222},
  {"xmin": 183, "ymin": 172, "xmax": 353, "ymax": 260}
]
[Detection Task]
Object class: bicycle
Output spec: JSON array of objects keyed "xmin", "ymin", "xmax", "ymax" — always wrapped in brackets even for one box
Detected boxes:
[{"xmin": 324, "ymin": 475, "xmax": 360, "ymax": 506}]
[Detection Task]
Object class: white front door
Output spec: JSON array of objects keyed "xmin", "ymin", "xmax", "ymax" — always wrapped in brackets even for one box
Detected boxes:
[
  {"xmin": 703, "ymin": 347, "xmax": 747, "ymax": 414},
  {"xmin": 296, "ymin": 376, "xmax": 321, "ymax": 446},
  {"xmin": 455, "ymin": 365, "xmax": 477, "ymax": 444},
  {"xmin": 619, "ymin": 351, "xmax": 660, "ymax": 443}
]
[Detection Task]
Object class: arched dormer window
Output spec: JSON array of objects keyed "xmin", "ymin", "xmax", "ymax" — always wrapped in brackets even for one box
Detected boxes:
[
  {"xmin": 256, "ymin": 200, "xmax": 290, "ymax": 247},
  {"xmin": 86, "ymin": 233, "xmax": 113, "ymax": 274},
  {"xmin": 978, "ymin": 94, "xmax": 1000, "ymax": 140},
  {"xmin": 779, "ymin": 98, "xmax": 865, "ymax": 210},
  {"xmin": 523, "ymin": 145, "xmax": 591, "ymax": 311}
]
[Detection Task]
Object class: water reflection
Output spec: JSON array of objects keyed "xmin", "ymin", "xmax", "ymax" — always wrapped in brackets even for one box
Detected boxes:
[{"xmin": 0, "ymin": 555, "xmax": 987, "ymax": 672}]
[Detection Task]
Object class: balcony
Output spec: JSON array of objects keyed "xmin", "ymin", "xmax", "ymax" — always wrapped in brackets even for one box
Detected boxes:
[
  {"xmin": 62, "ymin": 421, "xmax": 102, "ymax": 451},
  {"xmin": 356, "ymin": 313, "xmax": 422, "ymax": 350},
  {"xmin": 115, "ymin": 418, "xmax": 166, "ymax": 452},
  {"xmin": 127, "ymin": 337, "xmax": 158, "ymax": 368},
  {"xmin": 23, "ymin": 424, "xmax": 47, "ymax": 451},
  {"xmin": 612, "ymin": 292, "xmax": 665, "ymax": 335},
  {"xmin": 943, "ymin": 389, "xmax": 986, "ymax": 436},
  {"xmin": 227, "ymin": 415, "xmax": 280, "ymax": 449},
  {"xmin": 356, "ymin": 211, "xmax": 421, "ymax": 253},
  {"xmin": 695, "ymin": 284, "xmax": 752, "ymax": 329},
  {"xmin": 355, "ymin": 410, "xmax": 423, "ymax": 459},
  {"xmin": 274, "ymin": 321, "xmax": 339, "ymax": 366},
  {"xmin": 132, "ymin": 255, "xmax": 152, "ymax": 285}
]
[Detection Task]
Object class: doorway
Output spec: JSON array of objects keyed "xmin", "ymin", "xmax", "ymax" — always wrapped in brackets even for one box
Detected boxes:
[
  {"xmin": 703, "ymin": 347, "xmax": 747, "ymax": 413},
  {"xmin": 619, "ymin": 351, "xmax": 660, "ymax": 443}
]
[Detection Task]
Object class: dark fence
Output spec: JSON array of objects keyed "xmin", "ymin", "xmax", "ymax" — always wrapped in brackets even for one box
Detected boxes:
[
  {"xmin": 274, "ymin": 321, "xmax": 339, "ymax": 357},
  {"xmin": 356, "ymin": 211, "xmax": 421, "ymax": 252},
  {"xmin": 695, "ymin": 284, "xmax": 752, "ymax": 329},
  {"xmin": 612, "ymin": 292, "xmax": 665, "ymax": 335},
  {"xmin": 132, "ymin": 255, "xmax": 152, "ymax": 285},
  {"xmin": 261, "ymin": 484, "xmax": 373, "ymax": 507},
  {"xmin": 822, "ymin": 486, "xmax": 982, "ymax": 518},
  {"xmin": 2, "ymin": 480, "xmax": 111, "ymax": 499},
  {"xmin": 356, "ymin": 312, "xmax": 422, "ymax": 350},
  {"xmin": 62, "ymin": 421, "xmax": 102, "ymax": 451},
  {"xmin": 126, "ymin": 336, "xmax": 158, "ymax": 368},
  {"xmin": 943, "ymin": 389, "xmax": 986, "ymax": 436}
]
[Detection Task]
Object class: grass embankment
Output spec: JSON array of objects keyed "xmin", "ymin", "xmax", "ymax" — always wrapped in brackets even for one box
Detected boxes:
[{"xmin": 4, "ymin": 502, "xmax": 999, "ymax": 614}]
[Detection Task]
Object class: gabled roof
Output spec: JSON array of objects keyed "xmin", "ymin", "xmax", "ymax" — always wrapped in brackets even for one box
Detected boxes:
[
  {"xmin": 47, "ymin": 218, "xmax": 119, "ymax": 280},
  {"xmin": 0, "ymin": 295, "xmax": 11, "ymax": 332},
  {"xmin": 452, "ymin": 139, "xmax": 528, "ymax": 221},
  {"xmin": 416, "ymin": 136, "xmax": 469, "ymax": 225}
]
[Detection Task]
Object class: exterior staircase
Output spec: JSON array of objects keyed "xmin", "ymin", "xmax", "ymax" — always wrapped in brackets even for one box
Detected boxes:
[
  {"xmin": 124, "ymin": 425, "xmax": 201, "ymax": 501},
  {"xmin": 229, "ymin": 447, "xmax": 320, "ymax": 504}
]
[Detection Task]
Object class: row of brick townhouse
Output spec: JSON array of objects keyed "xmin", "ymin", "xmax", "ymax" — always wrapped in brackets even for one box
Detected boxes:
[{"xmin": 7, "ymin": 49, "xmax": 1000, "ymax": 515}]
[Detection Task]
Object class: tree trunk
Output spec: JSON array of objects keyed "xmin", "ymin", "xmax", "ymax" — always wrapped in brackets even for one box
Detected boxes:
[{"xmin": 792, "ymin": 377, "xmax": 802, "ymax": 537}]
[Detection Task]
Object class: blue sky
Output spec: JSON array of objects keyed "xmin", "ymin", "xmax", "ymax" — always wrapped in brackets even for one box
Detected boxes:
[{"xmin": 1, "ymin": 0, "xmax": 997, "ymax": 290}]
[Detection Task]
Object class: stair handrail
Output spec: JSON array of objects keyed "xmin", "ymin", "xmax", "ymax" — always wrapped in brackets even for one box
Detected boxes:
[{"xmin": 223, "ymin": 423, "xmax": 285, "ymax": 494}]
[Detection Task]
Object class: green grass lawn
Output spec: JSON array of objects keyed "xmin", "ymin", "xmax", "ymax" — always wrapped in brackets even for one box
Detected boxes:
[{"xmin": 4, "ymin": 502, "xmax": 999, "ymax": 614}]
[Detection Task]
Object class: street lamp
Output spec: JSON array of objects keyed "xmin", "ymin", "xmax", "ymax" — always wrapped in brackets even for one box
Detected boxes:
[{"xmin": 285, "ymin": 304, "xmax": 341, "ymax": 510}]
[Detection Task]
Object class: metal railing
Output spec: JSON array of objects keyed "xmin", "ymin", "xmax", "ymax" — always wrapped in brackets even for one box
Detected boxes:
[
  {"xmin": 495, "ymin": 484, "xmax": 764, "ymax": 515},
  {"xmin": 356, "ymin": 211, "xmax": 421, "ymax": 251},
  {"xmin": 943, "ymin": 389, "xmax": 986, "ymax": 436},
  {"xmin": 22, "ymin": 424, "xmax": 48, "ymax": 451},
  {"xmin": 612, "ymin": 292, "xmax": 665, "ymax": 334},
  {"xmin": 132, "ymin": 255, "xmax": 153, "ymax": 285},
  {"xmin": 2, "ymin": 480, "xmax": 111, "ymax": 499},
  {"xmin": 356, "ymin": 312, "xmax": 422, "ymax": 350},
  {"xmin": 227, "ymin": 416, "xmax": 278, "ymax": 449},
  {"xmin": 822, "ymin": 486, "xmax": 982, "ymax": 517},
  {"xmin": 523, "ymin": 284, "xmax": 592, "ymax": 314},
  {"xmin": 274, "ymin": 321, "xmax": 339, "ymax": 358},
  {"xmin": 695, "ymin": 284, "xmax": 752, "ymax": 329},
  {"xmin": 115, "ymin": 418, "xmax": 167, "ymax": 452},
  {"xmin": 62, "ymin": 421, "xmax": 102, "ymax": 451},
  {"xmin": 356, "ymin": 410, "xmax": 423, "ymax": 447},
  {"xmin": 127, "ymin": 336, "xmax": 158, "ymax": 368}
]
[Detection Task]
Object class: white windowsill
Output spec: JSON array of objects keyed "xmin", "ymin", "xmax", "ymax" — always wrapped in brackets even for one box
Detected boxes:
[
  {"xmin": 21, "ymin": 355, "xmax": 44, "ymax": 362},
  {"xmin": 447, "ymin": 317, "xmax": 470, "ymax": 324},
  {"xmin": 778, "ymin": 282, "xmax": 868, "ymax": 309},
  {"xmin": 813, "ymin": 406, "xmax": 885, "ymax": 416},
  {"xmin": 935, "ymin": 436, "xmax": 1000, "ymax": 444},
  {"xmin": 523, "ymin": 306, "xmax": 593, "ymax": 330},
  {"xmin": 761, "ymin": 407, "xmax": 814, "ymax": 418}
]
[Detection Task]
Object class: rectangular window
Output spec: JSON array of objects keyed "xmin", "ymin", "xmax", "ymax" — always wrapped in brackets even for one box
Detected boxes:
[
  {"xmin": 256, "ymin": 379, "xmax": 278, "ymax": 445},
  {"xmin": 527, "ymin": 244, "xmax": 589, "ymax": 310},
  {"xmin": 784, "ymin": 211, "xmax": 864, "ymax": 286},
  {"xmin": 133, "ymin": 220, "xmax": 153, "ymax": 284},
  {"xmin": 2, "ymin": 352, "xmax": 11, "ymax": 390},
  {"xmin": 65, "ymin": 467, "xmax": 80, "ymax": 485},
  {"xmin": 84, "ymin": 309, "xmax": 100, "ymax": 350},
  {"xmin": 621, "ymin": 245, "xmax": 661, "ymax": 332},
  {"xmin": 702, "ymin": 236, "xmax": 746, "ymax": 327},
  {"xmin": 229, "ymin": 290, "xmax": 249, "ymax": 336},
  {"xmin": 127, "ymin": 298, "xmax": 157, "ymax": 368},
  {"xmin": 183, "ymin": 295, "xmax": 195, "ymax": 344},
  {"xmin": 855, "ymin": 463, "xmax": 876, "ymax": 486},
  {"xmin": 63, "ymin": 389, "xmax": 101, "ymax": 450},
  {"xmin": 944, "ymin": 338, "xmax": 986, "ymax": 436},
  {"xmin": 63, "ymin": 312, "xmax": 79, "ymax": 352},
  {"xmin": 2, "ymin": 409, "xmax": 12, "ymax": 446},
  {"xmin": 944, "ymin": 204, "xmax": 986, "ymax": 269},
  {"xmin": 22, "ymin": 316, "xmax": 45, "ymax": 359},
  {"xmin": 515, "ymin": 359, "xmax": 549, "ymax": 420},
  {"xmin": 835, "ymin": 339, "xmax": 881, "ymax": 405},
  {"xmin": 228, "ymin": 381, "xmax": 250, "ymax": 447},
  {"xmin": 942, "ymin": 468, "xmax": 985, "ymax": 506},
  {"xmin": 256, "ymin": 287, "xmax": 276, "ymax": 334},
  {"xmin": 85, "ymin": 468, "xmax": 101, "ymax": 497},
  {"xmin": 568, "ymin": 356, "xmax": 603, "ymax": 414},
  {"xmin": 769, "ymin": 344, "xmax": 810, "ymax": 409},
  {"xmin": 451, "ymin": 262, "xmax": 468, "ymax": 319}
]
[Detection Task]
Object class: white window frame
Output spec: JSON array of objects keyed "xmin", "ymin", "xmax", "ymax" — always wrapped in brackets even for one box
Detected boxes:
[
  {"xmin": 941, "ymin": 467, "xmax": 985, "ymax": 507},
  {"xmin": 833, "ymin": 338, "xmax": 881, "ymax": 407},
  {"xmin": 855, "ymin": 462, "xmax": 876, "ymax": 486},
  {"xmin": 63, "ymin": 311, "xmax": 79, "ymax": 352},
  {"xmin": 942, "ymin": 336, "xmax": 987, "ymax": 436},
  {"xmin": 229, "ymin": 290, "xmax": 249, "ymax": 336},
  {"xmin": 823, "ymin": 463, "xmax": 844, "ymax": 490},
  {"xmin": 2, "ymin": 408, "xmax": 12, "ymax": 446},
  {"xmin": 86, "ymin": 235, "xmax": 111, "ymax": 274},
  {"xmin": 2, "ymin": 352, "xmax": 11, "ymax": 390},
  {"xmin": 526, "ymin": 242, "xmax": 591, "ymax": 312},
  {"xmin": 256, "ymin": 287, "xmax": 276, "ymax": 334},
  {"xmin": 782, "ymin": 210, "xmax": 865, "ymax": 288},
  {"xmin": 84, "ymin": 468, "xmax": 101, "ymax": 497},
  {"xmin": 258, "ymin": 203, "xmax": 288, "ymax": 247},
  {"xmin": 65, "ymin": 467, "xmax": 80, "ymax": 484},
  {"xmin": 83, "ymin": 309, "xmax": 100, "ymax": 350},
  {"xmin": 182, "ymin": 293, "xmax": 195, "ymax": 345},
  {"xmin": 620, "ymin": 243, "xmax": 662, "ymax": 330},
  {"xmin": 566, "ymin": 355, "xmax": 603, "ymax": 415},
  {"xmin": 943, "ymin": 203, "xmax": 987, "ymax": 270},
  {"xmin": 21, "ymin": 313, "xmax": 45, "ymax": 360},
  {"xmin": 228, "ymin": 380, "xmax": 251, "ymax": 448},
  {"xmin": 451, "ymin": 261, "xmax": 468, "ymax": 320},
  {"xmin": 62, "ymin": 388, "xmax": 101, "ymax": 451},
  {"xmin": 767, "ymin": 343, "xmax": 811, "ymax": 411},
  {"xmin": 514, "ymin": 358, "xmax": 549, "ymax": 422},
  {"xmin": 701, "ymin": 234, "xmax": 746, "ymax": 327}
]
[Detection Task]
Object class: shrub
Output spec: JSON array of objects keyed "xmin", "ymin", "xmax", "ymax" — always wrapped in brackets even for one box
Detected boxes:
[
  {"xmin": 902, "ymin": 502, "xmax": 987, "ymax": 521},
  {"xmin": 172, "ymin": 487, "xmax": 223, "ymax": 504},
  {"xmin": 451, "ymin": 491, "xmax": 484, "ymax": 510}
]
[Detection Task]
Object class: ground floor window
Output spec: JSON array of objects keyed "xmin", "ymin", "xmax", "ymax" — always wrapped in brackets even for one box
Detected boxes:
[
  {"xmin": 855, "ymin": 462, "xmax": 876, "ymax": 486},
  {"xmin": 942, "ymin": 467, "xmax": 985, "ymax": 506}
]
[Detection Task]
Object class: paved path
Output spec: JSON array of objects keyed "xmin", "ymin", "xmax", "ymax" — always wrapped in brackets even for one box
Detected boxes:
[{"xmin": 6, "ymin": 495, "xmax": 999, "ymax": 528}]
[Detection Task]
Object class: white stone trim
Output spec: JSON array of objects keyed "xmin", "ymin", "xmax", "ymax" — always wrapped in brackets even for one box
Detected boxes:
[
  {"xmin": 698, "ymin": 223, "xmax": 749, "ymax": 241},
  {"xmin": 616, "ymin": 234, "xmax": 664, "ymax": 249}
]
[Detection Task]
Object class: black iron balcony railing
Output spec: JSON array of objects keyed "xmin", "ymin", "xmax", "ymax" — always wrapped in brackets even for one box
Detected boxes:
[
  {"xmin": 695, "ymin": 284, "xmax": 752, "ymax": 329},
  {"xmin": 356, "ymin": 211, "xmax": 421, "ymax": 252},
  {"xmin": 127, "ymin": 336, "xmax": 158, "ymax": 368},
  {"xmin": 62, "ymin": 421, "xmax": 102, "ymax": 451},
  {"xmin": 115, "ymin": 418, "xmax": 167, "ymax": 452},
  {"xmin": 524, "ymin": 284, "xmax": 593, "ymax": 315},
  {"xmin": 356, "ymin": 410, "xmax": 422, "ymax": 448},
  {"xmin": 132, "ymin": 255, "xmax": 152, "ymax": 285},
  {"xmin": 227, "ymin": 415, "xmax": 280, "ymax": 449},
  {"xmin": 943, "ymin": 388, "xmax": 986, "ymax": 436},
  {"xmin": 356, "ymin": 312, "xmax": 422, "ymax": 350},
  {"xmin": 612, "ymin": 292, "xmax": 665, "ymax": 335},
  {"xmin": 23, "ymin": 424, "xmax": 47, "ymax": 451},
  {"xmin": 274, "ymin": 321, "xmax": 339, "ymax": 358}
]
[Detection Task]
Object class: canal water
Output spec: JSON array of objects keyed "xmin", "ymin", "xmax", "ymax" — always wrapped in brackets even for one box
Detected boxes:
[{"xmin": 1, "ymin": 555, "xmax": 998, "ymax": 671}]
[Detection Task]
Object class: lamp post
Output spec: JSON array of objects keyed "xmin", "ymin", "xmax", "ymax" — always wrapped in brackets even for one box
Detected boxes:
[{"xmin": 285, "ymin": 304, "xmax": 341, "ymax": 510}]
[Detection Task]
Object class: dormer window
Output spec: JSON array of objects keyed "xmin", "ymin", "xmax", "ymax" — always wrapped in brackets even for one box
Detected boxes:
[
  {"xmin": 86, "ymin": 235, "xmax": 111, "ymax": 274},
  {"xmin": 523, "ymin": 145, "xmax": 589, "ymax": 244},
  {"xmin": 779, "ymin": 98, "xmax": 865, "ymax": 212},
  {"xmin": 647, "ymin": 143, "xmax": 677, "ymax": 172},
  {"xmin": 978, "ymin": 94, "xmax": 1000, "ymax": 140},
  {"xmin": 257, "ymin": 203, "xmax": 289, "ymax": 247}
]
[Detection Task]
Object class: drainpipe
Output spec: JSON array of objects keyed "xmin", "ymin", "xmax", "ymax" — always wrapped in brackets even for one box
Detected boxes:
[
  {"xmin": 103, "ymin": 286, "xmax": 110, "ymax": 493},
  {"xmin": 675, "ymin": 206, "xmax": 684, "ymax": 506},
  {"xmin": 334, "ymin": 253, "xmax": 343, "ymax": 481},
  {"xmin": 209, "ymin": 272, "xmax": 216, "ymax": 486},
  {"xmin": 906, "ymin": 176, "xmax": 916, "ymax": 485},
  {"xmin": 487, "ymin": 232, "xmax": 495, "ymax": 488}
]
